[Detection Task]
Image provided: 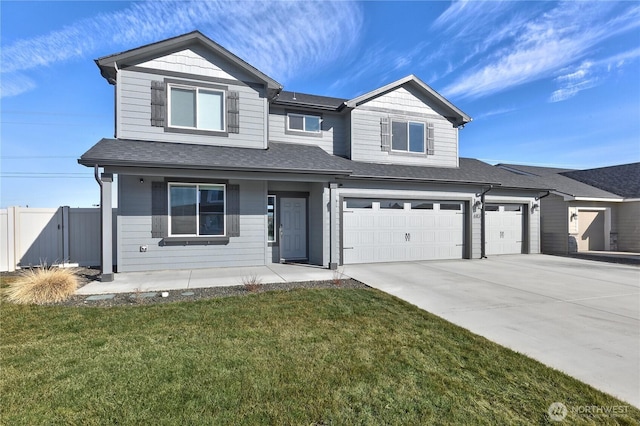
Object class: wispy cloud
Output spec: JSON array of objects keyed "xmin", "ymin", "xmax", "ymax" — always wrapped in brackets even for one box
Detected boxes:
[
  {"xmin": 0, "ymin": 74, "xmax": 36, "ymax": 98},
  {"xmin": 550, "ymin": 47, "xmax": 640, "ymax": 102},
  {"xmin": 472, "ymin": 107, "xmax": 517, "ymax": 121},
  {"xmin": 549, "ymin": 62, "xmax": 597, "ymax": 103},
  {"xmin": 1, "ymin": 1, "xmax": 363, "ymax": 98},
  {"xmin": 441, "ymin": 2, "xmax": 640, "ymax": 100}
]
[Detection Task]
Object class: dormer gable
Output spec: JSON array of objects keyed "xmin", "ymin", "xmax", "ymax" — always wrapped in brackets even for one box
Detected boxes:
[
  {"xmin": 347, "ymin": 75, "xmax": 470, "ymax": 128},
  {"xmin": 347, "ymin": 75, "xmax": 471, "ymax": 168}
]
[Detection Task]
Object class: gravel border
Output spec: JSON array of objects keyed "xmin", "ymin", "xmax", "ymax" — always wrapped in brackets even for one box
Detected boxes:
[
  {"xmin": 1, "ymin": 267, "xmax": 369, "ymax": 308},
  {"xmin": 57, "ymin": 278, "xmax": 369, "ymax": 308}
]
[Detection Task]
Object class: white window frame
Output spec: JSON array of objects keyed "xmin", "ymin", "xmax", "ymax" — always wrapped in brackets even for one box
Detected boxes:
[
  {"xmin": 267, "ymin": 195, "xmax": 277, "ymax": 243},
  {"xmin": 167, "ymin": 84, "xmax": 226, "ymax": 132},
  {"xmin": 391, "ymin": 120, "xmax": 426, "ymax": 154},
  {"xmin": 168, "ymin": 182, "xmax": 226, "ymax": 237},
  {"xmin": 287, "ymin": 113, "xmax": 322, "ymax": 133}
]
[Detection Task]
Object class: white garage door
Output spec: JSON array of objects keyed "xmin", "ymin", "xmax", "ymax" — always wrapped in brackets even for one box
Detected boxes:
[
  {"xmin": 342, "ymin": 199, "xmax": 464, "ymax": 264},
  {"xmin": 485, "ymin": 204, "xmax": 524, "ymax": 255}
]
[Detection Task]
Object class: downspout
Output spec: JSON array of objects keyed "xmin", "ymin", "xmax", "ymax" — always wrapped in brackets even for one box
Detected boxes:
[{"xmin": 476, "ymin": 185, "xmax": 493, "ymax": 259}]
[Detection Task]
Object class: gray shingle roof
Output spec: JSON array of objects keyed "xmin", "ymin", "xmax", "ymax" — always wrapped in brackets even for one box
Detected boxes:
[
  {"xmin": 79, "ymin": 139, "xmax": 353, "ymax": 175},
  {"xmin": 561, "ymin": 163, "xmax": 640, "ymax": 198},
  {"xmin": 79, "ymin": 139, "xmax": 546, "ymax": 191},
  {"xmin": 273, "ymin": 91, "xmax": 347, "ymax": 110},
  {"xmin": 497, "ymin": 163, "xmax": 624, "ymax": 199},
  {"xmin": 346, "ymin": 158, "xmax": 547, "ymax": 189},
  {"xmin": 496, "ymin": 163, "xmax": 575, "ymax": 176}
]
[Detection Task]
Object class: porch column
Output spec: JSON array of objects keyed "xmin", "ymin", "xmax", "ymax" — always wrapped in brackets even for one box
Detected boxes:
[
  {"xmin": 329, "ymin": 183, "xmax": 339, "ymax": 270},
  {"xmin": 100, "ymin": 173, "xmax": 114, "ymax": 282}
]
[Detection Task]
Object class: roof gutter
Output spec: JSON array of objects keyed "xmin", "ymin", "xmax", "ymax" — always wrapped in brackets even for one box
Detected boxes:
[{"xmin": 80, "ymin": 158, "xmax": 352, "ymax": 177}]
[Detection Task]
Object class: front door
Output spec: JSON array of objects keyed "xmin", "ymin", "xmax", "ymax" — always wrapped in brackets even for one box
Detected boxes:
[{"xmin": 280, "ymin": 197, "xmax": 307, "ymax": 260}]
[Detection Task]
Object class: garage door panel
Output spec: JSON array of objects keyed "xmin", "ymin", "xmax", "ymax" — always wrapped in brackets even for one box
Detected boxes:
[
  {"xmin": 343, "ymin": 200, "xmax": 465, "ymax": 264},
  {"xmin": 486, "ymin": 204, "xmax": 524, "ymax": 255}
]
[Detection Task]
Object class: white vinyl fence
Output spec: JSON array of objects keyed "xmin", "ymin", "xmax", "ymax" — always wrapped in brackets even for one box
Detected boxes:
[{"xmin": 0, "ymin": 207, "xmax": 117, "ymax": 272}]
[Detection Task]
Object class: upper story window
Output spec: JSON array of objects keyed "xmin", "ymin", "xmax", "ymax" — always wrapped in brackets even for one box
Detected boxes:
[
  {"xmin": 392, "ymin": 120, "xmax": 425, "ymax": 153},
  {"xmin": 168, "ymin": 84, "xmax": 225, "ymax": 131},
  {"xmin": 287, "ymin": 113, "xmax": 321, "ymax": 133}
]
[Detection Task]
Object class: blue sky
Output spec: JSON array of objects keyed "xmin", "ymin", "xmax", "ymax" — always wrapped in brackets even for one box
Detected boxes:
[{"xmin": 1, "ymin": 0, "xmax": 639, "ymax": 208}]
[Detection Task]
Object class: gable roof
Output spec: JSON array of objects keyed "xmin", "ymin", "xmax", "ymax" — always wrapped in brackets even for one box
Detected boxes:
[
  {"xmin": 95, "ymin": 30, "xmax": 282, "ymax": 93},
  {"xmin": 273, "ymin": 91, "xmax": 348, "ymax": 111},
  {"xmin": 561, "ymin": 163, "xmax": 640, "ymax": 198},
  {"xmin": 346, "ymin": 75, "xmax": 472, "ymax": 127}
]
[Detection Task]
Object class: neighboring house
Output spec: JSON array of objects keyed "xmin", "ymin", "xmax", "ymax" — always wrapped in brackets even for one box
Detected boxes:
[
  {"xmin": 79, "ymin": 31, "xmax": 547, "ymax": 281},
  {"xmin": 497, "ymin": 163, "xmax": 640, "ymax": 254}
]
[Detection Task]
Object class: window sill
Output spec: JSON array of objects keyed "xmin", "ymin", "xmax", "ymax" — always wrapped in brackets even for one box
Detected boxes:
[
  {"xmin": 160, "ymin": 236, "xmax": 230, "ymax": 246},
  {"xmin": 164, "ymin": 127, "xmax": 229, "ymax": 137},
  {"xmin": 284, "ymin": 128, "xmax": 323, "ymax": 138}
]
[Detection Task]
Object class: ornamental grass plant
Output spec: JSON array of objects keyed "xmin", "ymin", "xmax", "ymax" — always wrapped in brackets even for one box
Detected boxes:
[{"xmin": 4, "ymin": 266, "xmax": 78, "ymax": 304}]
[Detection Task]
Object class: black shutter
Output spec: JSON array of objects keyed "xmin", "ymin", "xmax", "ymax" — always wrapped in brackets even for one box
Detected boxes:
[
  {"xmin": 151, "ymin": 81, "xmax": 166, "ymax": 127},
  {"xmin": 427, "ymin": 122, "xmax": 435, "ymax": 155},
  {"xmin": 227, "ymin": 184, "xmax": 240, "ymax": 237},
  {"xmin": 227, "ymin": 91, "xmax": 240, "ymax": 134},
  {"xmin": 151, "ymin": 182, "xmax": 168, "ymax": 238},
  {"xmin": 380, "ymin": 116, "xmax": 390, "ymax": 152}
]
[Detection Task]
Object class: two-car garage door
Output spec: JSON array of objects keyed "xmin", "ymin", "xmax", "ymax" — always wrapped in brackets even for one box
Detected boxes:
[{"xmin": 342, "ymin": 199, "xmax": 465, "ymax": 264}]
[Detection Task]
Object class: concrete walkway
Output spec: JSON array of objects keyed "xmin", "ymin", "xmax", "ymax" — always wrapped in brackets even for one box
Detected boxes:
[
  {"xmin": 344, "ymin": 255, "xmax": 640, "ymax": 408},
  {"xmin": 77, "ymin": 263, "xmax": 340, "ymax": 295}
]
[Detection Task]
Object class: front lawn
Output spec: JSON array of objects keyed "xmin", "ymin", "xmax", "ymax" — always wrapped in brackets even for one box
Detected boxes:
[{"xmin": 1, "ymin": 288, "xmax": 638, "ymax": 424}]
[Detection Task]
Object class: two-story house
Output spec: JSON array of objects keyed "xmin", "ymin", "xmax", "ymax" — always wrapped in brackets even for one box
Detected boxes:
[{"xmin": 79, "ymin": 31, "xmax": 546, "ymax": 281}]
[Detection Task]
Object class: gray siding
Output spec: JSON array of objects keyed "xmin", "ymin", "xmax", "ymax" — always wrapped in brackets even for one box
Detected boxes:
[
  {"xmin": 617, "ymin": 201, "xmax": 640, "ymax": 252},
  {"xmin": 117, "ymin": 175, "xmax": 266, "ymax": 272},
  {"xmin": 540, "ymin": 194, "xmax": 568, "ymax": 254},
  {"xmin": 268, "ymin": 106, "xmax": 347, "ymax": 156},
  {"xmin": 350, "ymin": 86, "xmax": 458, "ymax": 167},
  {"xmin": 117, "ymin": 68, "xmax": 267, "ymax": 148},
  {"xmin": 135, "ymin": 46, "xmax": 262, "ymax": 83}
]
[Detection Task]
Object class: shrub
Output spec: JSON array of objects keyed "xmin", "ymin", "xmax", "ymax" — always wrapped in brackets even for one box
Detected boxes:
[
  {"xmin": 5, "ymin": 266, "xmax": 78, "ymax": 304},
  {"xmin": 242, "ymin": 274, "xmax": 262, "ymax": 293}
]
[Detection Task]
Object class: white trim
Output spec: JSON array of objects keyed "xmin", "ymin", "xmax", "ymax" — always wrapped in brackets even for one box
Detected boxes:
[
  {"xmin": 573, "ymin": 196, "xmax": 624, "ymax": 202},
  {"xmin": 167, "ymin": 84, "xmax": 226, "ymax": 132},
  {"xmin": 167, "ymin": 182, "xmax": 226, "ymax": 237},
  {"xmin": 267, "ymin": 194, "xmax": 277, "ymax": 243}
]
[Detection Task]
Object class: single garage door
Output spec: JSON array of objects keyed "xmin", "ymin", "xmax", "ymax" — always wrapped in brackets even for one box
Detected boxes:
[
  {"xmin": 485, "ymin": 204, "xmax": 524, "ymax": 255},
  {"xmin": 342, "ymin": 199, "xmax": 464, "ymax": 264}
]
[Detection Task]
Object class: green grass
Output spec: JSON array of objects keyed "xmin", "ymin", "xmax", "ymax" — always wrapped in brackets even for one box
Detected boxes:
[{"xmin": 1, "ymin": 288, "xmax": 638, "ymax": 425}]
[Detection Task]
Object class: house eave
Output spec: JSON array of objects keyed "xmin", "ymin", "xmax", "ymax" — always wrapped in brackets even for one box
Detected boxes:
[{"xmin": 78, "ymin": 158, "xmax": 352, "ymax": 177}]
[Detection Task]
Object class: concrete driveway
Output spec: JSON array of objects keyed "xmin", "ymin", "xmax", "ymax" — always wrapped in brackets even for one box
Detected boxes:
[{"xmin": 344, "ymin": 254, "xmax": 640, "ymax": 407}]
